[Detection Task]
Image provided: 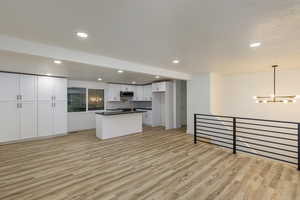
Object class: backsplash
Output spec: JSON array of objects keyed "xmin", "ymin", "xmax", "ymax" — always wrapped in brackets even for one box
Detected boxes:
[{"xmin": 106, "ymin": 101, "xmax": 151, "ymax": 109}]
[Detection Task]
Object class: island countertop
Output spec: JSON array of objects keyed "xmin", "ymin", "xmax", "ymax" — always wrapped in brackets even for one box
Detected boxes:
[{"xmin": 96, "ymin": 111, "xmax": 146, "ymax": 116}]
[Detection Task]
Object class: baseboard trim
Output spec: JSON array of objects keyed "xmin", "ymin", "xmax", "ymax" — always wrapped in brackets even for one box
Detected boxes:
[{"xmin": 0, "ymin": 133, "xmax": 68, "ymax": 145}]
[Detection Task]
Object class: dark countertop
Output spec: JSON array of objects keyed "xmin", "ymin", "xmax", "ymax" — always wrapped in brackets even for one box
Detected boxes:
[
  {"xmin": 106, "ymin": 108, "xmax": 152, "ymax": 111},
  {"xmin": 96, "ymin": 111, "xmax": 146, "ymax": 116},
  {"xmin": 135, "ymin": 108, "xmax": 152, "ymax": 110}
]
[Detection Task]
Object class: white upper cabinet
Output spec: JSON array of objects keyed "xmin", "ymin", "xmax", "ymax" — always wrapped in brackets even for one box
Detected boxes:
[
  {"xmin": 152, "ymin": 82, "xmax": 166, "ymax": 92},
  {"xmin": 38, "ymin": 76, "xmax": 54, "ymax": 101},
  {"xmin": 0, "ymin": 73, "xmax": 19, "ymax": 101},
  {"xmin": 135, "ymin": 86, "xmax": 144, "ymax": 101},
  {"xmin": 107, "ymin": 84, "xmax": 121, "ymax": 101},
  {"xmin": 53, "ymin": 78, "xmax": 67, "ymax": 101},
  {"xmin": 38, "ymin": 77, "xmax": 67, "ymax": 101},
  {"xmin": 121, "ymin": 85, "xmax": 134, "ymax": 92},
  {"xmin": 20, "ymin": 75, "xmax": 36, "ymax": 101},
  {"xmin": 144, "ymin": 85, "xmax": 152, "ymax": 101}
]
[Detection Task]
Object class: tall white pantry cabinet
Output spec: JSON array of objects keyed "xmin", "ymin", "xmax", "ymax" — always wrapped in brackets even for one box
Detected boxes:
[{"xmin": 0, "ymin": 72, "xmax": 67, "ymax": 143}]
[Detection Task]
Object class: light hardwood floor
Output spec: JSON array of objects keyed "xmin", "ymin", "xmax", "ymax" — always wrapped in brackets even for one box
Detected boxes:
[{"xmin": 0, "ymin": 127, "xmax": 300, "ymax": 200}]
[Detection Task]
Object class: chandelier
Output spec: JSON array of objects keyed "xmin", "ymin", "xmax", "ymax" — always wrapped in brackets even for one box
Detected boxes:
[{"xmin": 253, "ymin": 65, "xmax": 298, "ymax": 103}]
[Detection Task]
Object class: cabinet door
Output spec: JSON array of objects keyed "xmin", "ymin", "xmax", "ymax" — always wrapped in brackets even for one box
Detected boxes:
[
  {"xmin": 53, "ymin": 101, "xmax": 67, "ymax": 135},
  {"xmin": 38, "ymin": 76, "xmax": 54, "ymax": 101},
  {"xmin": 53, "ymin": 78, "xmax": 67, "ymax": 101},
  {"xmin": 38, "ymin": 101, "xmax": 53, "ymax": 137},
  {"xmin": 0, "ymin": 101, "xmax": 19, "ymax": 142},
  {"xmin": 0, "ymin": 73, "xmax": 19, "ymax": 101},
  {"xmin": 152, "ymin": 83, "xmax": 159, "ymax": 92},
  {"xmin": 20, "ymin": 101, "xmax": 36, "ymax": 139},
  {"xmin": 20, "ymin": 75, "xmax": 36, "ymax": 101},
  {"xmin": 159, "ymin": 82, "xmax": 167, "ymax": 92},
  {"xmin": 148, "ymin": 85, "xmax": 153, "ymax": 100},
  {"xmin": 113, "ymin": 84, "xmax": 121, "ymax": 101},
  {"xmin": 137, "ymin": 86, "xmax": 144, "ymax": 101}
]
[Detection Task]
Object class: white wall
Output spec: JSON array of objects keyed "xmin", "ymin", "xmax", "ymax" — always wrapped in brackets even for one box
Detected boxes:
[{"xmin": 213, "ymin": 68, "xmax": 300, "ymax": 122}]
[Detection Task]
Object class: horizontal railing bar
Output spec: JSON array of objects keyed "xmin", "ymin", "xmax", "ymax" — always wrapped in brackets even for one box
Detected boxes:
[
  {"xmin": 196, "ymin": 136, "xmax": 233, "ymax": 145},
  {"xmin": 236, "ymin": 139, "xmax": 298, "ymax": 154},
  {"xmin": 236, "ymin": 126, "xmax": 297, "ymax": 136},
  {"xmin": 237, "ymin": 149, "xmax": 297, "ymax": 165},
  {"xmin": 236, "ymin": 130, "xmax": 297, "ymax": 141},
  {"xmin": 237, "ymin": 144, "xmax": 297, "ymax": 159},
  {"xmin": 236, "ymin": 117, "xmax": 299, "ymax": 125},
  {"xmin": 197, "ymin": 139, "xmax": 233, "ymax": 150},
  {"xmin": 195, "ymin": 113, "xmax": 234, "ymax": 119},
  {"xmin": 196, "ymin": 125, "xmax": 233, "ymax": 131},
  {"xmin": 196, "ymin": 132, "xmax": 233, "ymax": 141},
  {"xmin": 195, "ymin": 113, "xmax": 299, "ymax": 124},
  {"xmin": 236, "ymin": 121, "xmax": 298, "ymax": 130},
  {"xmin": 196, "ymin": 129, "xmax": 232, "ymax": 136},
  {"xmin": 196, "ymin": 117, "xmax": 233, "ymax": 123},
  {"xmin": 236, "ymin": 135, "xmax": 297, "ymax": 148},
  {"xmin": 196, "ymin": 121, "xmax": 233, "ymax": 128}
]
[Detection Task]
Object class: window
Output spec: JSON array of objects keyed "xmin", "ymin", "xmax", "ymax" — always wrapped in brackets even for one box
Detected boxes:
[
  {"xmin": 67, "ymin": 88, "xmax": 86, "ymax": 112},
  {"xmin": 88, "ymin": 89, "xmax": 105, "ymax": 111}
]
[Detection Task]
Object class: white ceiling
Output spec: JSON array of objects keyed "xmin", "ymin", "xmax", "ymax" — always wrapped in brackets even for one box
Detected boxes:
[
  {"xmin": 0, "ymin": 50, "xmax": 166, "ymax": 84},
  {"xmin": 0, "ymin": 0, "xmax": 300, "ymax": 75}
]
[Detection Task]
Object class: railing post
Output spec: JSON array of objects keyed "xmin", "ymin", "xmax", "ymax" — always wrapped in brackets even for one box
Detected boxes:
[
  {"xmin": 233, "ymin": 117, "xmax": 236, "ymax": 154},
  {"xmin": 194, "ymin": 114, "xmax": 197, "ymax": 144},
  {"xmin": 298, "ymin": 123, "xmax": 300, "ymax": 170}
]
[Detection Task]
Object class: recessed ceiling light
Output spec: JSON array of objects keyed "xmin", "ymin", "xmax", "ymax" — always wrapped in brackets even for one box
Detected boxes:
[
  {"xmin": 132, "ymin": 81, "xmax": 136, "ymax": 84},
  {"xmin": 98, "ymin": 78, "xmax": 102, "ymax": 81},
  {"xmin": 46, "ymin": 73, "xmax": 52, "ymax": 76},
  {"xmin": 53, "ymin": 60, "xmax": 62, "ymax": 64},
  {"xmin": 76, "ymin": 32, "xmax": 88, "ymax": 39},
  {"xmin": 155, "ymin": 75, "xmax": 160, "ymax": 79},
  {"xmin": 172, "ymin": 59, "xmax": 180, "ymax": 64},
  {"xmin": 118, "ymin": 70, "xmax": 124, "ymax": 73},
  {"xmin": 250, "ymin": 42, "xmax": 261, "ymax": 48}
]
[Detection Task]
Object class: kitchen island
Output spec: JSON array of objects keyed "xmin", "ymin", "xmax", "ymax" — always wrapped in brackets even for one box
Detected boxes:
[{"xmin": 96, "ymin": 111, "xmax": 145, "ymax": 139}]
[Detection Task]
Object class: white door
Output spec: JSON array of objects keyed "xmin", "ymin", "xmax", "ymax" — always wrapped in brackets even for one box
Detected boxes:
[
  {"xmin": 38, "ymin": 101, "xmax": 53, "ymax": 137},
  {"xmin": 38, "ymin": 76, "xmax": 54, "ymax": 101},
  {"xmin": 0, "ymin": 73, "xmax": 19, "ymax": 101},
  {"xmin": 20, "ymin": 101, "xmax": 36, "ymax": 139},
  {"xmin": 0, "ymin": 101, "xmax": 19, "ymax": 142},
  {"xmin": 53, "ymin": 101, "xmax": 67, "ymax": 135},
  {"xmin": 20, "ymin": 75, "xmax": 36, "ymax": 101},
  {"xmin": 53, "ymin": 78, "xmax": 67, "ymax": 101}
]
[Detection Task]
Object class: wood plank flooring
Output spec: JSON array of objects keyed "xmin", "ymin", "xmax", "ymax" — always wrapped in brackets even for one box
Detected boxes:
[{"xmin": 0, "ymin": 127, "xmax": 300, "ymax": 200}]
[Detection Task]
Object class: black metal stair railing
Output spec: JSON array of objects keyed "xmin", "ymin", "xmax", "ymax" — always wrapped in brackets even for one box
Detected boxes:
[{"xmin": 194, "ymin": 113, "xmax": 300, "ymax": 170}]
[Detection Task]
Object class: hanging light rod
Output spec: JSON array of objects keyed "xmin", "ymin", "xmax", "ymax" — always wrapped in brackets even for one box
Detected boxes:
[{"xmin": 253, "ymin": 65, "xmax": 299, "ymax": 103}]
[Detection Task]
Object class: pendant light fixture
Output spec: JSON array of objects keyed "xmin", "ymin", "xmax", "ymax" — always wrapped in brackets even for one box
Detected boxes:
[{"xmin": 253, "ymin": 65, "xmax": 298, "ymax": 103}]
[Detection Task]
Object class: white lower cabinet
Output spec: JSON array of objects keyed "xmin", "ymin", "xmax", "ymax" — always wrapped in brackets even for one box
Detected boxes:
[
  {"xmin": 53, "ymin": 101, "xmax": 67, "ymax": 135},
  {"xmin": 38, "ymin": 101, "xmax": 53, "ymax": 137},
  {"xmin": 0, "ymin": 101, "xmax": 19, "ymax": 142},
  {"xmin": 38, "ymin": 100, "xmax": 67, "ymax": 137},
  {"xmin": 20, "ymin": 101, "xmax": 37, "ymax": 139}
]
